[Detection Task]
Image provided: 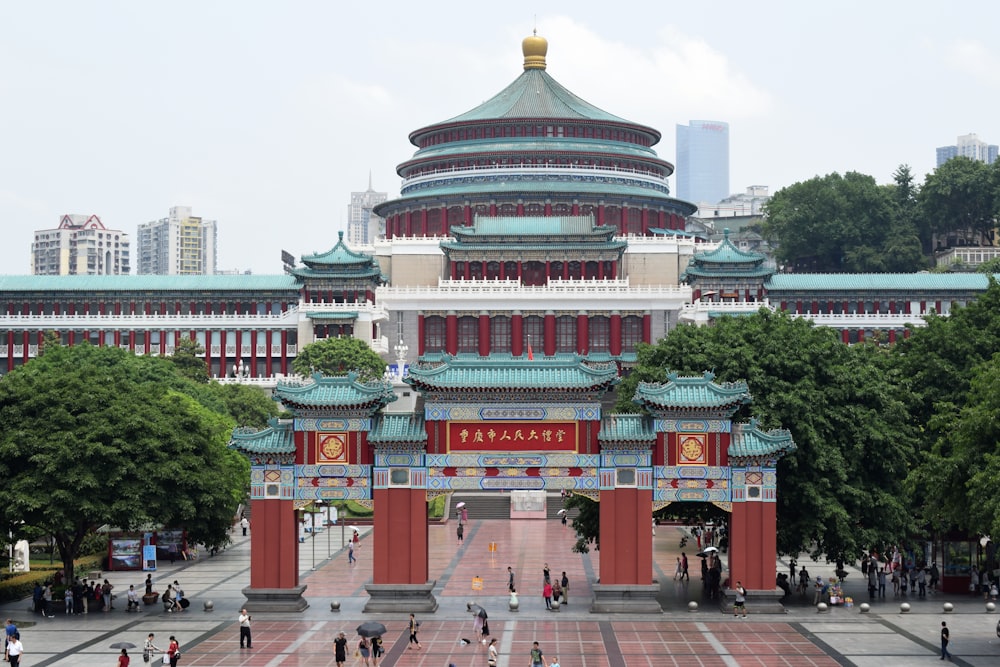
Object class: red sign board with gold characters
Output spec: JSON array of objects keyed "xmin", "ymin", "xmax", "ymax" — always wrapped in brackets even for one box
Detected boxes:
[
  {"xmin": 676, "ymin": 433, "xmax": 707, "ymax": 465},
  {"xmin": 316, "ymin": 432, "xmax": 349, "ymax": 463},
  {"xmin": 448, "ymin": 421, "xmax": 578, "ymax": 452}
]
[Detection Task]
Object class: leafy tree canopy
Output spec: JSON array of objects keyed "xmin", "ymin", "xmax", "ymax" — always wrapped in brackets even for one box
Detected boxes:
[
  {"xmin": 292, "ymin": 336, "xmax": 386, "ymax": 381},
  {"xmin": 0, "ymin": 343, "xmax": 249, "ymax": 580},
  {"xmin": 919, "ymin": 157, "xmax": 1000, "ymax": 250}
]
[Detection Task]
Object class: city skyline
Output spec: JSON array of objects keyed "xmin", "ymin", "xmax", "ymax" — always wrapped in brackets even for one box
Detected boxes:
[{"xmin": 2, "ymin": 2, "xmax": 998, "ymax": 274}]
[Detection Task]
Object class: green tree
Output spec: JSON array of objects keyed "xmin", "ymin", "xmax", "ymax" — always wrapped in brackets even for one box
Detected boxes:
[
  {"xmin": 883, "ymin": 165, "xmax": 929, "ymax": 272},
  {"xmin": 919, "ymin": 157, "xmax": 998, "ymax": 251},
  {"xmin": 762, "ymin": 172, "xmax": 895, "ymax": 272},
  {"xmin": 170, "ymin": 337, "xmax": 210, "ymax": 383},
  {"xmin": 209, "ymin": 382, "xmax": 281, "ymax": 429},
  {"xmin": 292, "ymin": 336, "xmax": 386, "ymax": 380},
  {"xmin": 0, "ymin": 343, "xmax": 248, "ymax": 579},
  {"xmin": 563, "ymin": 493, "xmax": 600, "ymax": 553},
  {"xmin": 977, "ymin": 257, "xmax": 1000, "ymax": 274},
  {"xmin": 617, "ymin": 310, "xmax": 917, "ymax": 562}
]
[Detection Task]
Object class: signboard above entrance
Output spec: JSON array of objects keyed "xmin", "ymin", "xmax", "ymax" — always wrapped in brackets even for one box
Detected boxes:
[{"xmin": 447, "ymin": 421, "xmax": 578, "ymax": 451}]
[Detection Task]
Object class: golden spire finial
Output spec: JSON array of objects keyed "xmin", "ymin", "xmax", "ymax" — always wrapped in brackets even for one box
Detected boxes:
[{"xmin": 522, "ymin": 29, "xmax": 547, "ymax": 71}]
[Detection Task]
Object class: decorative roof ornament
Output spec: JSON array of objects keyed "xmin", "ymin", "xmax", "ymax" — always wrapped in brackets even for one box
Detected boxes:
[{"xmin": 522, "ymin": 30, "xmax": 547, "ymax": 70}]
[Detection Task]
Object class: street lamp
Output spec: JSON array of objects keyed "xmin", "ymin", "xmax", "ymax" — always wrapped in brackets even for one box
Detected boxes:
[
  {"xmin": 317, "ymin": 499, "xmax": 330, "ymax": 560},
  {"xmin": 310, "ymin": 504, "xmax": 316, "ymax": 570}
]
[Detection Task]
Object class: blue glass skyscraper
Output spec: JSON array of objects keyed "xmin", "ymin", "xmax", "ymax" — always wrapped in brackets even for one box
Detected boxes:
[{"xmin": 676, "ymin": 120, "xmax": 730, "ymax": 205}]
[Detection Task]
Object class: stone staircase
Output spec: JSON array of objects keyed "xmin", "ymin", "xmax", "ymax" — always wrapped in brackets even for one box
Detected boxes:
[{"xmin": 450, "ymin": 492, "xmax": 577, "ymax": 521}]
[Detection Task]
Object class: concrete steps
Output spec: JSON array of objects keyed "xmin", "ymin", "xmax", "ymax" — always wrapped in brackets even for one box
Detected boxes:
[{"xmin": 451, "ymin": 492, "xmax": 577, "ymax": 521}]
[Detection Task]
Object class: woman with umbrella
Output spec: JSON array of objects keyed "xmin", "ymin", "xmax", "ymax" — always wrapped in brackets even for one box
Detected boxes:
[
  {"xmin": 357, "ymin": 634, "xmax": 371, "ymax": 667},
  {"xmin": 356, "ymin": 622, "xmax": 385, "ymax": 667}
]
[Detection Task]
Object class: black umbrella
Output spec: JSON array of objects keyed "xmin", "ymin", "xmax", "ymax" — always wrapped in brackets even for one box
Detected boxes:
[
  {"xmin": 110, "ymin": 642, "xmax": 137, "ymax": 649},
  {"xmin": 357, "ymin": 621, "xmax": 387, "ymax": 638},
  {"xmin": 469, "ymin": 603, "xmax": 487, "ymax": 618}
]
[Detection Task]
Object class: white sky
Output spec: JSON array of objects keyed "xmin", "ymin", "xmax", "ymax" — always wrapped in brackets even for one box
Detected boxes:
[{"xmin": 2, "ymin": 1, "xmax": 997, "ymax": 275}]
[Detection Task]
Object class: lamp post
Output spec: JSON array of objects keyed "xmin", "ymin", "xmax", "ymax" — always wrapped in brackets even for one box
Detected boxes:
[
  {"xmin": 310, "ymin": 506, "xmax": 316, "ymax": 570},
  {"xmin": 324, "ymin": 501, "xmax": 331, "ymax": 559}
]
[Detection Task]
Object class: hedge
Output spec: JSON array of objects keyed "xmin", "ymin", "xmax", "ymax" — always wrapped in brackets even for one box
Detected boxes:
[{"xmin": 0, "ymin": 555, "xmax": 103, "ymax": 604}]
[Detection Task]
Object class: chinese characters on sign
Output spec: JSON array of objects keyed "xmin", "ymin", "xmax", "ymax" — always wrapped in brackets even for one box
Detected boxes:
[{"xmin": 448, "ymin": 421, "xmax": 578, "ymax": 452}]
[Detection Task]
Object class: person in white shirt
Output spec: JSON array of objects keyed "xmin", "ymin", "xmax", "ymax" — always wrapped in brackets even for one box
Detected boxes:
[
  {"xmin": 7, "ymin": 635, "xmax": 23, "ymax": 667},
  {"xmin": 126, "ymin": 585, "xmax": 140, "ymax": 611},
  {"xmin": 239, "ymin": 609, "xmax": 252, "ymax": 649}
]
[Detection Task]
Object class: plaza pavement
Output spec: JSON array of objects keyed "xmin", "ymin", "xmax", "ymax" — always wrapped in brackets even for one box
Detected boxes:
[{"xmin": 4, "ymin": 519, "xmax": 1000, "ymax": 666}]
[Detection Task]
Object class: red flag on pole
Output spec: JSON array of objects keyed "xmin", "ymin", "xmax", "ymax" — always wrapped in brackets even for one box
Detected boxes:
[{"xmin": 527, "ymin": 336, "xmax": 534, "ymax": 360}]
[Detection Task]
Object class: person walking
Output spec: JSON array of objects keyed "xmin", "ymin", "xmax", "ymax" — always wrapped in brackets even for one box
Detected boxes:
[
  {"xmin": 4, "ymin": 619, "xmax": 18, "ymax": 663},
  {"xmin": 507, "ymin": 566, "xmax": 516, "ymax": 593},
  {"xmin": 681, "ymin": 553, "xmax": 689, "ymax": 581},
  {"xmin": 529, "ymin": 641, "xmax": 544, "ymax": 667},
  {"xmin": 145, "ymin": 574, "xmax": 154, "ymax": 596},
  {"xmin": 733, "ymin": 581, "xmax": 748, "ymax": 618},
  {"xmin": 7, "ymin": 633, "xmax": 23, "ymax": 667},
  {"xmin": 561, "ymin": 572, "xmax": 569, "ymax": 605},
  {"xmin": 117, "ymin": 648, "xmax": 130, "ymax": 667},
  {"xmin": 549, "ymin": 657, "xmax": 561, "ymax": 667},
  {"xmin": 144, "ymin": 633, "xmax": 161, "ymax": 664},
  {"xmin": 334, "ymin": 631, "xmax": 348, "ymax": 666},
  {"xmin": 408, "ymin": 613, "xmax": 422, "ymax": 649},
  {"xmin": 348, "ymin": 540, "xmax": 356, "ymax": 564},
  {"xmin": 239, "ymin": 608, "xmax": 252, "ymax": 649},
  {"xmin": 167, "ymin": 636, "xmax": 180, "ymax": 667},
  {"xmin": 543, "ymin": 580, "xmax": 553, "ymax": 609},
  {"xmin": 358, "ymin": 635, "xmax": 371, "ymax": 667},
  {"xmin": 543, "ymin": 563, "xmax": 551, "ymax": 584},
  {"xmin": 457, "ymin": 522, "xmax": 464, "ymax": 545},
  {"xmin": 487, "ymin": 638, "xmax": 498, "ymax": 667},
  {"xmin": 371, "ymin": 635, "xmax": 384, "ymax": 666},
  {"xmin": 241, "ymin": 516, "xmax": 249, "ymax": 536},
  {"xmin": 940, "ymin": 621, "xmax": 951, "ymax": 661}
]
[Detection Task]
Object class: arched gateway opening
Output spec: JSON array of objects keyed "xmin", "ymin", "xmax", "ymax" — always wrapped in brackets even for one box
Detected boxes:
[{"xmin": 230, "ymin": 357, "xmax": 794, "ymax": 613}]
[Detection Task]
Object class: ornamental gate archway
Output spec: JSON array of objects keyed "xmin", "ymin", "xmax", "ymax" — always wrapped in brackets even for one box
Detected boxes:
[{"xmin": 229, "ymin": 359, "xmax": 795, "ymax": 613}]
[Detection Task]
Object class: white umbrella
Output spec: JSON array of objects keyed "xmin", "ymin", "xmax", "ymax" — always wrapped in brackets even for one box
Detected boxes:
[
  {"xmin": 456, "ymin": 502, "xmax": 466, "ymax": 509},
  {"xmin": 697, "ymin": 546, "xmax": 719, "ymax": 557},
  {"xmin": 557, "ymin": 509, "xmax": 567, "ymax": 515}
]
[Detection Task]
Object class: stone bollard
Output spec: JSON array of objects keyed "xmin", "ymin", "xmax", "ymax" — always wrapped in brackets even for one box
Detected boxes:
[
  {"xmin": 203, "ymin": 600, "xmax": 214, "ymax": 612},
  {"xmin": 551, "ymin": 599, "xmax": 560, "ymax": 612},
  {"xmin": 330, "ymin": 601, "xmax": 341, "ymax": 612},
  {"xmin": 987, "ymin": 602, "xmax": 997, "ymax": 613},
  {"xmin": 509, "ymin": 593, "xmax": 519, "ymax": 612},
  {"xmin": 943, "ymin": 602, "xmax": 954, "ymax": 613},
  {"xmin": 816, "ymin": 602, "xmax": 828, "ymax": 613},
  {"xmin": 688, "ymin": 601, "xmax": 698, "ymax": 612},
  {"xmin": 899, "ymin": 602, "xmax": 910, "ymax": 613},
  {"xmin": 859, "ymin": 603, "xmax": 870, "ymax": 613}
]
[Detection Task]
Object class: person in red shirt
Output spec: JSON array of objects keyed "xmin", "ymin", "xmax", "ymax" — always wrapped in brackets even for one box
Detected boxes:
[
  {"xmin": 167, "ymin": 636, "xmax": 180, "ymax": 667},
  {"xmin": 117, "ymin": 648, "xmax": 130, "ymax": 667}
]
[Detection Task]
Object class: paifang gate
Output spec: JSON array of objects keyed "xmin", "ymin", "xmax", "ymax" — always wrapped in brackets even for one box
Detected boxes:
[{"xmin": 229, "ymin": 355, "xmax": 795, "ymax": 613}]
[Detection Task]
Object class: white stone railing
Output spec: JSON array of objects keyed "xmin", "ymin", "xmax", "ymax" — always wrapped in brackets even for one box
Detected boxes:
[
  {"xmin": 0, "ymin": 310, "xmax": 299, "ymax": 329},
  {"xmin": 401, "ymin": 162, "xmax": 669, "ymax": 191},
  {"xmin": 679, "ymin": 300, "xmax": 930, "ymax": 329}
]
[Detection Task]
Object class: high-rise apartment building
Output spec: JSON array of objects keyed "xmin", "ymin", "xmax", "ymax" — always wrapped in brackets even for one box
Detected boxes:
[
  {"xmin": 137, "ymin": 206, "xmax": 217, "ymax": 275},
  {"xmin": 31, "ymin": 214, "xmax": 130, "ymax": 276},
  {"xmin": 936, "ymin": 133, "xmax": 999, "ymax": 167},
  {"xmin": 675, "ymin": 120, "xmax": 730, "ymax": 205},
  {"xmin": 346, "ymin": 177, "xmax": 388, "ymax": 246}
]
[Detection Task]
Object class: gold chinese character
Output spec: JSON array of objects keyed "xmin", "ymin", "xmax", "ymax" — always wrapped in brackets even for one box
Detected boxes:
[{"xmin": 459, "ymin": 429, "xmax": 469, "ymax": 443}]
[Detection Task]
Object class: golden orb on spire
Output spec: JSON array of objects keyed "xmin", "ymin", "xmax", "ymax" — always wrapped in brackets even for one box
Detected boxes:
[{"xmin": 522, "ymin": 30, "xmax": 548, "ymax": 70}]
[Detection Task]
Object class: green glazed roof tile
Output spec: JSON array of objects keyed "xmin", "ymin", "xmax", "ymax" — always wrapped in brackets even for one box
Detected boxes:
[
  {"xmin": 729, "ymin": 418, "xmax": 796, "ymax": 460},
  {"xmin": 405, "ymin": 353, "xmax": 619, "ymax": 391},
  {"xmin": 0, "ymin": 274, "xmax": 300, "ymax": 292},
  {"xmin": 368, "ymin": 413, "xmax": 427, "ymax": 444},
  {"xmin": 633, "ymin": 371, "xmax": 751, "ymax": 411},
  {"xmin": 598, "ymin": 414, "xmax": 656, "ymax": 443},
  {"xmin": 304, "ymin": 311, "xmax": 359, "ymax": 320},
  {"xmin": 275, "ymin": 373, "xmax": 398, "ymax": 410},
  {"xmin": 229, "ymin": 419, "xmax": 296, "ymax": 454},
  {"xmin": 300, "ymin": 231, "xmax": 378, "ymax": 267},
  {"xmin": 765, "ymin": 273, "xmax": 1000, "ymax": 292},
  {"xmin": 692, "ymin": 230, "xmax": 767, "ymax": 264}
]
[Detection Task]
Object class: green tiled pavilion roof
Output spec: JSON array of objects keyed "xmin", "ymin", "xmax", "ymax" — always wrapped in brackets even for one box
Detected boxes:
[
  {"xmin": 682, "ymin": 265, "xmax": 774, "ymax": 279},
  {"xmin": 300, "ymin": 231, "xmax": 374, "ymax": 267},
  {"xmin": 598, "ymin": 414, "xmax": 656, "ymax": 444},
  {"xmin": 405, "ymin": 353, "xmax": 619, "ymax": 392},
  {"xmin": 0, "ymin": 274, "xmax": 300, "ymax": 292},
  {"xmin": 229, "ymin": 419, "xmax": 296, "ymax": 454},
  {"xmin": 632, "ymin": 371, "xmax": 751, "ymax": 412},
  {"xmin": 729, "ymin": 418, "xmax": 796, "ymax": 461},
  {"xmin": 398, "ymin": 177, "xmax": 677, "ymax": 201},
  {"xmin": 435, "ymin": 69, "xmax": 637, "ymax": 126},
  {"xmin": 765, "ymin": 273, "xmax": 1000, "ymax": 292},
  {"xmin": 408, "ymin": 139, "xmax": 661, "ymax": 163},
  {"xmin": 274, "ymin": 373, "xmax": 397, "ymax": 411},
  {"xmin": 304, "ymin": 311, "xmax": 358, "ymax": 320},
  {"xmin": 368, "ymin": 414, "xmax": 427, "ymax": 444},
  {"xmin": 691, "ymin": 230, "xmax": 766, "ymax": 264}
]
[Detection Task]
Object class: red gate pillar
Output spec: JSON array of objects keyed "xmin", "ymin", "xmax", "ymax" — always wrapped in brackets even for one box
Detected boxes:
[
  {"xmin": 592, "ymin": 467, "xmax": 660, "ymax": 613},
  {"xmin": 240, "ymin": 481, "xmax": 308, "ymax": 611},
  {"xmin": 364, "ymin": 465, "xmax": 438, "ymax": 612},
  {"xmin": 729, "ymin": 500, "xmax": 776, "ymax": 591}
]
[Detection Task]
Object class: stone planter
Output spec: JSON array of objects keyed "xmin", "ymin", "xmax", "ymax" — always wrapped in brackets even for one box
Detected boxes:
[{"xmin": 143, "ymin": 593, "xmax": 160, "ymax": 606}]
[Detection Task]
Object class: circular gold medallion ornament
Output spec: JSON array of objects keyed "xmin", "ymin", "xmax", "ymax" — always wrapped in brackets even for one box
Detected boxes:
[
  {"xmin": 319, "ymin": 434, "xmax": 346, "ymax": 460},
  {"xmin": 680, "ymin": 436, "xmax": 704, "ymax": 462}
]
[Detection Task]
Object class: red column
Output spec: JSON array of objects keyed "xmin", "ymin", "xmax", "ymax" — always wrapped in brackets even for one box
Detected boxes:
[
  {"xmin": 478, "ymin": 312, "xmax": 490, "ymax": 356},
  {"xmin": 610, "ymin": 311, "xmax": 622, "ymax": 356},
  {"xmin": 248, "ymin": 498, "xmax": 300, "ymax": 589},
  {"xmin": 421, "ymin": 209, "xmax": 428, "ymax": 236},
  {"xmin": 598, "ymin": 487, "xmax": 653, "ymax": 584},
  {"xmin": 597, "ymin": 262, "xmax": 605, "ymax": 280},
  {"xmin": 545, "ymin": 261, "xmax": 551, "ymax": 281},
  {"xmin": 888, "ymin": 329, "xmax": 896, "ymax": 343},
  {"xmin": 576, "ymin": 311, "xmax": 589, "ymax": 355},
  {"xmin": 511, "ymin": 312, "xmax": 523, "ymax": 356},
  {"xmin": 450, "ymin": 263, "xmax": 457, "ymax": 280},
  {"xmin": 642, "ymin": 313, "xmax": 651, "ymax": 344},
  {"xmin": 418, "ymin": 315, "xmax": 426, "ymax": 356},
  {"xmin": 842, "ymin": 329, "xmax": 850, "ymax": 344},
  {"xmin": 280, "ymin": 331, "xmax": 288, "ymax": 376},
  {"xmin": 544, "ymin": 312, "xmax": 556, "ymax": 356},
  {"xmin": 372, "ymin": 487, "xmax": 429, "ymax": 585},
  {"xmin": 446, "ymin": 313, "xmax": 458, "ymax": 355},
  {"xmin": 219, "ymin": 331, "xmax": 227, "ymax": 378},
  {"xmin": 499, "ymin": 263, "xmax": 506, "ymax": 280},
  {"xmin": 728, "ymin": 501, "xmax": 777, "ymax": 591}
]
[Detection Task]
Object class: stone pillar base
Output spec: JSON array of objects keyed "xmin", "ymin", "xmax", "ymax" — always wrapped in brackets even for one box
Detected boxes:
[
  {"xmin": 241, "ymin": 585, "xmax": 309, "ymax": 613},
  {"xmin": 720, "ymin": 587, "xmax": 788, "ymax": 614},
  {"xmin": 590, "ymin": 582, "xmax": 662, "ymax": 614},
  {"xmin": 364, "ymin": 581, "xmax": 439, "ymax": 614}
]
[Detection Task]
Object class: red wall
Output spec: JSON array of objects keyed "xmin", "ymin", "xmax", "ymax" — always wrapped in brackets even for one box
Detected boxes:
[
  {"xmin": 598, "ymin": 488, "xmax": 653, "ymax": 585},
  {"xmin": 249, "ymin": 499, "xmax": 300, "ymax": 589},
  {"xmin": 372, "ymin": 488, "xmax": 429, "ymax": 584},
  {"xmin": 728, "ymin": 501, "xmax": 776, "ymax": 591}
]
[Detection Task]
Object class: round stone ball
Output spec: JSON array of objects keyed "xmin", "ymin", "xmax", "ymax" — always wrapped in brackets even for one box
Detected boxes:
[
  {"xmin": 816, "ymin": 602, "xmax": 828, "ymax": 613},
  {"xmin": 859, "ymin": 603, "xmax": 870, "ymax": 613},
  {"xmin": 943, "ymin": 602, "xmax": 954, "ymax": 613},
  {"xmin": 203, "ymin": 600, "xmax": 214, "ymax": 612},
  {"xmin": 687, "ymin": 601, "xmax": 699, "ymax": 612},
  {"xmin": 899, "ymin": 602, "xmax": 911, "ymax": 613},
  {"xmin": 330, "ymin": 601, "xmax": 341, "ymax": 612},
  {"xmin": 987, "ymin": 602, "xmax": 997, "ymax": 613}
]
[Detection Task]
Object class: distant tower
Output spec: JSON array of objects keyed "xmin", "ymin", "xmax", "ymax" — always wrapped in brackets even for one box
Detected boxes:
[
  {"xmin": 936, "ymin": 133, "xmax": 999, "ymax": 167},
  {"xmin": 676, "ymin": 120, "xmax": 730, "ymax": 205},
  {"xmin": 346, "ymin": 175, "xmax": 388, "ymax": 246},
  {"xmin": 137, "ymin": 206, "xmax": 218, "ymax": 275},
  {"xmin": 31, "ymin": 214, "xmax": 130, "ymax": 275}
]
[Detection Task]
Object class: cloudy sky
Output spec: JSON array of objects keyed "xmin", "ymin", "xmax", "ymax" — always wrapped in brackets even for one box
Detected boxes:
[{"xmin": 2, "ymin": 1, "xmax": 996, "ymax": 274}]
